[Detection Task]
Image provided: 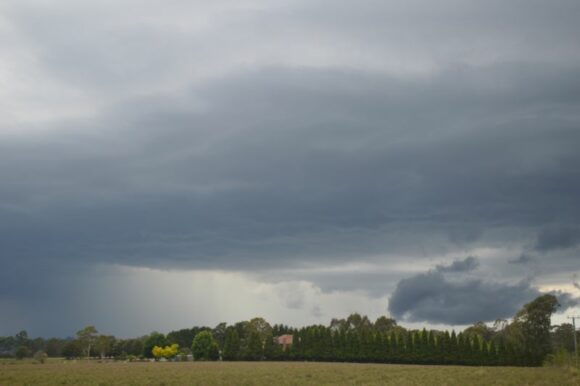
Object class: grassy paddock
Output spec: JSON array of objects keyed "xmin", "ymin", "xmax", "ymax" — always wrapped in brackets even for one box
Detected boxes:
[{"xmin": 0, "ymin": 361, "xmax": 578, "ymax": 386}]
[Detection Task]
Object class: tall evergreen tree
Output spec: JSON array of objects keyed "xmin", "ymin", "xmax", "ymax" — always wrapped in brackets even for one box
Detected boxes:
[
  {"xmin": 243, "ymin": 331, "xmax": 263, "ymax": 361},
  {"xmin": 262, "ymin": 331, "xmax": 282, "ymax": 361},
  {"xmin": 223, "ymin": 328, "xmax": 240, "ymax": 361}
]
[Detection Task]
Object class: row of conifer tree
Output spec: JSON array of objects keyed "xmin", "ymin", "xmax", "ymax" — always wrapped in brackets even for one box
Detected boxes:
[{"xmin": 229, "ymin": 326, "xmax": 539, "ymax": 366}]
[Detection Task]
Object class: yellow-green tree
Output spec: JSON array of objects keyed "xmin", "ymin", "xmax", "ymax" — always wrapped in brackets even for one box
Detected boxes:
[{"xmin": 152, "ymin": 344, "xmax": 179, "ymax": 360}]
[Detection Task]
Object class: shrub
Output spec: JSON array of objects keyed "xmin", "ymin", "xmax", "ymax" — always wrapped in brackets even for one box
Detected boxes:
[
  {"xmin": 544, "ymin": 348, "xmax": 577, "ymax": 368},
  {"xmin": 15, "ymin": 346, "xmax": 32, "ymax": 360},
  {"xmin": 34, "ymin": 351, "xmax": 48, "ymax": 364}
]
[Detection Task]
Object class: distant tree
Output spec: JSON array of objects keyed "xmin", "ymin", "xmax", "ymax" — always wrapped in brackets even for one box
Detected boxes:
[
  {"xmin": 114, "ymin": 338, "xmax": 144, "ymax": 358},
  {"xmin": 233, "ymin": 321, "xmax": 249, "ymax": 339},
  {"xmin": 45, "ymin": 338, "xmax": 66, "ymax": 357},
  {"xmin": 449, "ymin": 331, "xmax": 458, "ymax": 362},
  {"xmin": 263, "ymin": 331, "xmax": 282, "ymax": 360},
  {"xmin": 191, "ymin": 331, "xmax": 219, "ymax": 361},
  {"xmin": 272, "ymin": 324, "xmax": 291, "ymax": 336},
  {"xmin": 551, "ymin": 323, "xmax": 576, "ymax": 352},
  {"xmin": 143, "ymin": 332, "xmax": 168, "ymax": 358},
  {"xmin": 464, "ymin": 321, "xmax": 495, "ymax": 342},
  {"xmin": 493, "ymin": 319, "xmax": 509, "ymax": 332},
  {"xmin": 514, "ymin": 294, "xmax": 560, "ymax": 365},
  {"xmin": 1, "ymin": 294, "xmax": 564, "ymax": 367},
  {"xmin": 374, "ymin": 317, "xmax": 397, "ymax": 334},
  {"xmin": 152, "ymin": 344, "xmax": 179, "ymax": 360},
  {"xmin": 15, "ymin": 330, "xmax": 29, "ymax": 348},
  {"xmin": 62, "ymin": 340, "xmax": 83, "ymax": 359},
  {"xmin": 223, "ymin": 328, "xmax": 240, "ymax": 361},
  {"xmin": 15, "ymin": 346, "xmax": 32, "ymax": 359},
  {"xmin": 95, "ymin": 335, "xmax": 115, "ymax": 358},
  {"xmin": 330, "ymin": 318, "xmax": 348, "ymax": 333},
  {"xmin": 346, "ymin": 313, "xmax": 372, "ymax": 332},
  {"xmin": 248, "ymin": 317, "xmax": 273, "ymax": 345},
  {"xmin": 0, "ymin": 336, "xmax": 17, "ymax": 355},
  {"xmin": 243, "ymin": 330, "xmax": 263, "ymax": 361},
  {"xmin": 76, "ymin": 326, "xmax": 98, "ymax": 359},
  {"xmin": 30, "ymin": 337, "xmax": 45, "ymax": 354},
  {"xmin": 167, "ymin": 327, "xmax": 211, "ymax": 349},
  {"xmin": 212, "ymin": 323, "xmax": 228, "ymax": 350}
]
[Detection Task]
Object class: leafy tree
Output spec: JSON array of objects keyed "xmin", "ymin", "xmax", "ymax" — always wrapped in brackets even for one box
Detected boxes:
[
  {"xmin": 330, "ymin": 318, "xmax": 348, "ymax": 333},
  {"xmin": 15, "ymin": 346, "xmax": 32, "ymax": 359},
  {"xmin": 45, "ymin": 338, "xmax": 66, "ymax": 357},
  {"xmin": 76, "ymin": 326, "xmax": 98, "ymax": 358},
  {"xmin": 95, "ymin": 335, "xmax": 115, "ymax": 358},
  {"xmin": 464, "ymin": 321, "xmax": 495, "ymax": 342},
  {"xmin": 263, "ymin": 331, "xmax": 282, "ymax": 360},
  {"xmin": 143, "ymin": 332, "xmax": 168, "ymax": 358},
  {"xmin": 514, "ymin": 294, "xmax": 559, "ymax": 365},
  {"xmin": 167, "ymin": 327, "xmax": 211, "ymax": 349},
  {"xmin": 374, "ymin": 317, "xmax": 397, "ymax": 334},
  {"xmin": 212, "ymin": 322, "xmax": 228, "ymax": 350},
  {"xmin": 15, "ymin": 330, "xmax": 29, "ymax": 348},
  {"xmin": 551, "ymin": 323, "xmax": 576, "ymax": 352},
  {"xmin": 62, "ymin": 340, "xmax": 83, "ymax": 359},
  {"xmin": 113, "ymin": 338, "xmax": 144, "ymax": 358},
  {"xmin": 0, "ymin": 336, "xmax": 16, "ymax": 356},
  {"xmin": 30, "ymin": 337, "xmax": 45, "ymax": 354},
  {"xmin": 152, "ymin": 344, "xmax": 179, "ymax": 360},
  {"xmin": 243, "ymin": 330, "xmax": 263, "ymax": 361},
  {"xmin": 493, "ymin": 319, "xmax": 509, "ymax": 332},
  {"xmin": 233, "ymin": 321, "xmax": 250, "ymax": 340},
  {"xmin": 192, "ymin": 331, "xmax": 219, "ymax": 361},
  {"xmin": 248, "ymin": 317, "xmax": 273, "ymax": 345},
  {"xmin": 223, "ymin": 328, "xmax": 240, "ymax": 361},
  {"xmin": 346, "ymin": 313, "xmax": 372, "ymax": 332}
]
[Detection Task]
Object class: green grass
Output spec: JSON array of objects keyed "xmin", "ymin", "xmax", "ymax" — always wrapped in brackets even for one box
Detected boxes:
[{"xmin": 0, "ymin": 361, "xmax": 578, "ymax": 386}]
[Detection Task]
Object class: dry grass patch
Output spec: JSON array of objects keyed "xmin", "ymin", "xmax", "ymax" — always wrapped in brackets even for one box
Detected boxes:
[{"xmin": 0, "ymin": 361, "xmax": 578, "ymax": 386}]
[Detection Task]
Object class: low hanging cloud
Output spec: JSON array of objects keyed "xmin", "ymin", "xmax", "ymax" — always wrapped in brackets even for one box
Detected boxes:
[
  {"xmin": 508, "ymin": 253, "xmax": 534, "ymax": 265},
  {"xmin": 435, "ymin": 256, "xmax": 479, "ymax": 273},
  {"xmin": 535, "ymin": 225, "xmax": 580, "ymax": 252},
  {"xmin": 388, "ymin": 257, "xmax": 578, "ymax": 325}
]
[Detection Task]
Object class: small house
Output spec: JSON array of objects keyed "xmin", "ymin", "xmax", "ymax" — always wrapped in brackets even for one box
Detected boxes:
[{"xmin": 274, "ymin": 334, "xmax": 293, "ymax": 351}]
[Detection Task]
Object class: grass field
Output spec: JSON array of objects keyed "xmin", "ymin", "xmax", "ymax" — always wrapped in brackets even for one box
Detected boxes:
[{"xmin": 1, "ymin": 360, "xmax": 578, "ymax": 386}]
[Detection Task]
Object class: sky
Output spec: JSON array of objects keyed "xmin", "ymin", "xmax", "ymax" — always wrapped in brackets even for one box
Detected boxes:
[{"xmin": 1, "ymin": 0, "xmax": 580, "ymax": 338}]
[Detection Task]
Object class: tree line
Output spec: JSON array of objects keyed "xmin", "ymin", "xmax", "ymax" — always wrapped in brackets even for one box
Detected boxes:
[{"xmin": 0, "ymin": 294, "xmax": 576, "ymax": 367}]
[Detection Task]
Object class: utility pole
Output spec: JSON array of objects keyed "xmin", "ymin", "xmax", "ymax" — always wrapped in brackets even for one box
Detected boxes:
[{"xmin": 568, "ymin": 316, "xmax": 579, "ymax": 368}]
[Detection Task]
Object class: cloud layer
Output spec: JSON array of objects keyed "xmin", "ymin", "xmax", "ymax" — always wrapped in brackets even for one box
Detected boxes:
[{"xmin": 1, "ymin": 0, "xmax": 580, "ymax": 335}]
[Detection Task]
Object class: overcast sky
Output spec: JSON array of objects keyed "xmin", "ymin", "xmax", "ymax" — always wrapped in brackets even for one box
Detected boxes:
[{"xmin": 1, "ymin": 0, "xmax": 579, "ymax": 338}]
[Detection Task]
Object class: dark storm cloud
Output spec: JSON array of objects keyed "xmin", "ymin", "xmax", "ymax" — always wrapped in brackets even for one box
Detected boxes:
[
  {"xmin": 508, "ymin": 253, "xmax": 534, "ymax": 265},
  {"xmin": 0, "ymin": 66, "xmax": 579, "ymax": 324},
  {"xmin": 436, "ymin": 256, "xmax": 479, "ymax": 273},
  {"xmin": 535, "ymin": 225, "xmax": 580, "ymax": 252},
  {"xmin": 2, "ymin": 63, "xmax": 580, "ymax": 277},
  {"xmin": 1, "ymin": 0, "xmax": 580, "ymax": 335},
  {"xmin": 388, "ymin": 258, "xmax": 579, "ymax": 324}
]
